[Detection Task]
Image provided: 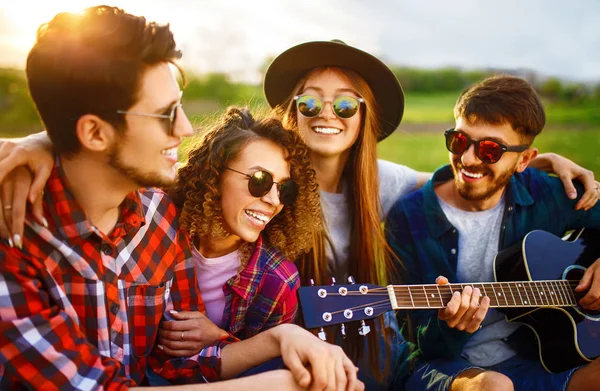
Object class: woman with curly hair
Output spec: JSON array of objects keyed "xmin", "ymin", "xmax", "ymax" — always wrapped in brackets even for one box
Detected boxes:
[{"xmin": 157, "ymin": 106, "xmax": 321, "ymax": 347}]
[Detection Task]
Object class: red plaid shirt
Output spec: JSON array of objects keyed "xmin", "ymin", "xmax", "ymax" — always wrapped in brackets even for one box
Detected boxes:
[
  {"xmin": 0, "ymin": 159, "xmax": 235, "ymax": 390},
  {"xmin": 223, "ymin": 234, "xmax": 300, "ymax": 339}
]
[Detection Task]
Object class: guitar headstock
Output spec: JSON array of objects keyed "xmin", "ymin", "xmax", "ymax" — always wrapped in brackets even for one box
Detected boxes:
[{"xmin": 298, "ymin": 282, "xmax": 391, "ymax": 329}]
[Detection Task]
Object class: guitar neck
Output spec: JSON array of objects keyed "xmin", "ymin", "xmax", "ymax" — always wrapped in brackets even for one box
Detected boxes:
[{"xmin": 388, "ymin": 280, "xmax": 579, "ymax": 309}]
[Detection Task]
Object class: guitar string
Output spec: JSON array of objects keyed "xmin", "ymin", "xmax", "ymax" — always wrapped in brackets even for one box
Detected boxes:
[{"xmin": 317, "ymin": 280, "xmax": 581, "ymax": 308}]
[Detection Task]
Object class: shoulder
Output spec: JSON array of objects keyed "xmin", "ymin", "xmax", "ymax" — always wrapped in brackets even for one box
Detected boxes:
[
  {"xmin": 254, "ymin": 239, "xmax": 300, "ymax": 288},
  {"xmin": 514, "ymin": 168, "xmax": 572, "ymax": 199},
  {"xmin": 377, "ymin": 159, "xmax": 417, "ymax": 184},
  {"xmin": 138, "ymin": 187, "xmax": 180, "ymax": 221},
  {"xmin": 377, "ymin": 159, "xmax": 419, "ymax": 215}
]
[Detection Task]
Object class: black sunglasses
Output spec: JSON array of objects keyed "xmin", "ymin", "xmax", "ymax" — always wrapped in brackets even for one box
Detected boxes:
[
  {"xmin": 225, "ymin": 167, "xmax": 299, "ymax": 206},
  {"xmin": 294, "ymin": 94, "xmax": 364, "ymax": 119},
  {"xmin": 116, "ymin": 91, "xmax": 183, "ymax": 136},
  {"xmin": 444, "ymin": 129, "xmax": 529, "ymax": 164}
]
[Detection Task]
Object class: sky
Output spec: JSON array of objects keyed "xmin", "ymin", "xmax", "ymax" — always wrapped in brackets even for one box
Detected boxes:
[{"xmin": 1, "ymin": 0, "xmax": 598, "ymax": 84}]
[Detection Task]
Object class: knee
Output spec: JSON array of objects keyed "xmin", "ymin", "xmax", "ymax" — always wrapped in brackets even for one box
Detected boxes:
[
  {"xmin": 478, "ymin": 372, "xmax": 513, "ymax": 391},
  {"xmin": 451, "ymin": 370, "xmax": 513, "ymax": 391}
]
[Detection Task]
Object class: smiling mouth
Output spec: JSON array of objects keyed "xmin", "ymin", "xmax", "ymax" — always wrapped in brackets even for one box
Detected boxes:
[
  {"xmin": 245, "ymin": 210, "xmax": 270, "ymax": 225},
  {"xmin": 161, "ymin": 147, "xmax": 178, "ymax": 160},
  {"xmin": 460, "ymin": 168, "xmax": 485, "ymax": 179},
  {"xmin": 312, "ymin": 126, "xmax": 342, "ymax": 135}
]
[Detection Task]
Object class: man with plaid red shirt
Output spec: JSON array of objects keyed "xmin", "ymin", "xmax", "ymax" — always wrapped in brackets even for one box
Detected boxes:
[{"xmin": 0, "ymin": 6, "xmax": 362, "ymax": 390}]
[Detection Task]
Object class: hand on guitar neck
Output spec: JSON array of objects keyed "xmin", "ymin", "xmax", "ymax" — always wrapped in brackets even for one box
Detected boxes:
[{"xmin": 435, "ymin": 276, "xmax": 491, "ymax": 333}]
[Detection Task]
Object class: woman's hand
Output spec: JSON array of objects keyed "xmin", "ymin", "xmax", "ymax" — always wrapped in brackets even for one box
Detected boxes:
[
  {"xmin": 0, "ymin": 132, "xmax": 54, "ymax": 243},
  {"xmin": 157, "ymin": 311, "xmax": 230, "ymax": 357},
  {"xmin": 531, "ymin": 153, "xmax": 598, "ymax": 210}
]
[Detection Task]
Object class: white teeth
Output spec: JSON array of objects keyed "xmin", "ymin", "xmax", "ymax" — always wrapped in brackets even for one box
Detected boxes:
[
  {"xmin": 461, "ymin": 169, "xmax": 483, "ymax": 179},
  {"xmin": 313, "ymin": 127, "xmax": 342, "ymax": 135},
  {"xmin": 245, "ymin": 210, "xmax": 269, "ymax": 223},
  {"xmin": 161, "ymin": 148, "xmax": 178, "ymax": 159}
]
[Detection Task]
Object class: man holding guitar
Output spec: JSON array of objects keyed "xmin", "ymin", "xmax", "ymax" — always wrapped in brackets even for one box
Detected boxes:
[{"xmin": 385, "ymin": 75, "xmax": 600, "ymax": 391}]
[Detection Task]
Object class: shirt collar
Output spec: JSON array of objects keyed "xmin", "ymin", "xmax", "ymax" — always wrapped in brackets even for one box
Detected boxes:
[
  {"xmin": 228, "ymin": 235, "xmax": 266, "ymax": 301},
  {"xmin": 424, "ymin": 165, "xmax": 534, "ymax": 238},
  {"xmin": 45, "ymin": 156, "xmax": 145, "ymax": 243}
]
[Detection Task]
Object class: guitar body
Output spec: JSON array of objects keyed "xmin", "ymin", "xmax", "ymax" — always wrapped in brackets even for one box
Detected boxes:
[{"xmin": 494, "ymin": 229, "xmax": 600, "ymax": 373}]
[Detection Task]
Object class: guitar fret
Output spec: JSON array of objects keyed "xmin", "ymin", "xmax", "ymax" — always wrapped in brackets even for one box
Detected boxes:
[
  {"xmin": 534, "ymin": 282, "xmax": 547, "ymax": 306},
  {"xmin": 498, "ymin": 283, "xmax": 508, "ymax": 306},
  {"xmin": 518, "ymin": 282, "xmax": 530, "ymax": 306},
  {"xmin": 512, "ymin": 282, "xmax": 523, "ymax": 306},
  {"xmin": 422, "ymin": 286, "xmax": 430, "ymax": 307},
  {"xmin": 436, "ymin": 285, "xmax": 444, "ymax": 307},
  {"xmin": 408, "ymin": 286, "xmax": 415, "ymax": 308},
  {"xmin": 544, "ymin": 281, "xmax": 557, "ymax": 306},
  {"xmin": 489, "ymin": 283, "xmax": 499, "ymax": 306},
  {"xmin": 527, "ymin": 281, "xmax": 539, "ymax": 306},
  {"xmin": 507, "ymin": 282, "xmax": 517, "ymax": 306},
  {"xmin": 557, "ymin": 280, "xmax": 569, "ymax": 305},
  {"xmin": 562, "ymin": 280, "xmax": 577, "ymax": 305},
  {"xmin": 551, "ymin": 281, "xmax": 563, "ymax": 305}
]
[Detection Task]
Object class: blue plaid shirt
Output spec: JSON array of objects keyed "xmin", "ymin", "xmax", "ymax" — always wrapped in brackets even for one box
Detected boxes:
[{"xmin": 385, "ymin": 165, "xmax": 600, "ymax": 361}]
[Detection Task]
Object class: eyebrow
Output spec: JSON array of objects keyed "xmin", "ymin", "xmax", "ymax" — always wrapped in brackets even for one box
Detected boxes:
[{"xmin": 301, "ymin": 86, "xmax": 359, "ymax": 96}]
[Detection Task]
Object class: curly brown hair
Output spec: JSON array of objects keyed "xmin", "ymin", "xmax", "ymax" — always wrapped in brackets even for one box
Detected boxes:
[{"xmin": 170, "ymin": 106, "xmax": 322, "ymax": 265}]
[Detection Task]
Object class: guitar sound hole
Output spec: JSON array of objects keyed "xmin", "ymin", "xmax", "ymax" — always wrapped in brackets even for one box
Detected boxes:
[{"xmin": 566, "ymin": 267, "xmax": 600, "ymax": 318}]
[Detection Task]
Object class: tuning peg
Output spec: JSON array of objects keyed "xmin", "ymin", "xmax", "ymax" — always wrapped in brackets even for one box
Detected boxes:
[
  {"xmin": 318, "ymin": 327, "xmax": 327, "ymax": 341},
  {"xmin": 348, "ymin": 276, "xmax": 355, "ymax": 285},
  {"xmin": 329, "ymin": 277, "xmax": 337, "ymax": 286},
  {"xmin": 340, "ymin": 323, "xmax": 347, "ymax": 339},
  {"xmin": 358, "ymin": 320, "xmax": 371, "ymax": 336}
]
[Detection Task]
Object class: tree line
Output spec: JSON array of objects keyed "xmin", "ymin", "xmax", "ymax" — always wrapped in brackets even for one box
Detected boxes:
[{"xmin": 1, "ymin": 66, "xmax": 599, "ymax": 134}]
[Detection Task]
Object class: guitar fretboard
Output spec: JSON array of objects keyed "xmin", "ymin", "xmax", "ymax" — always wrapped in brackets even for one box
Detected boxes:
[{"xmin": 389, "ymin": 280, "xmax": 579, "ymax": 309}]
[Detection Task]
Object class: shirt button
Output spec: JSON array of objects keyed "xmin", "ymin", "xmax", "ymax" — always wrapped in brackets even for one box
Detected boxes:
[
  {"xmin": 102, "ymin": 244, "xmax": 113, "ymax": 256},
  {"xmin": 452, "ymin": 229, "xmax": 457, "ymax": 234},
  {"xmin": 451, "ymin": 248, "xmax": 457, "ymax": 255},
  {"xmin": 110, "ymin": 303, "xmax": 119, "ymax": 315},
  {"xmin": 502, "ymin": 225, "xmax": 506, "ymax": 230},
  {"xmin": 508, "ymin": 206, "xmax": 513, "ymax": 212}
]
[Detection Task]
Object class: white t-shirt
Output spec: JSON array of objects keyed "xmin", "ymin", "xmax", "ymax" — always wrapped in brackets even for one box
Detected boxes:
[
  {"xmin": 320, "ymin": 159, "xmax": 418, "ymax": 280},
  {"xmin": 192, "ymin": 245, "xmax": 241, "ymax": 328},
  {"xmin": 438, "ymin": 196, "xmax": 521, "ymax": 367}
]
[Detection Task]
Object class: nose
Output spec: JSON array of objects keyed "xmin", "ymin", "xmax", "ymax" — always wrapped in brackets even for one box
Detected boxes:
[
  {"xmin": 173, "ymin": 106, "xmax": 194, "ymax": 138},
  {"xmin": 318, "ymin": 101, "xmax": 337, "ymax": 120},
  {"xmin": 261, "ymin": 183, "xmax": 281, "ymax": 207},
  {"xmin": 460, "ymin": 143, "xmax": 480, "ymax": 166}
]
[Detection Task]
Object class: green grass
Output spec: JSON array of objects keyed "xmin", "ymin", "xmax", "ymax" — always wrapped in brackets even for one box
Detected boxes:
[
  {"xmin": 402, "ymin": 92, "xmax": 457, "ymax": 123},
  {"xmin": 378, "ymin": 127, "xmax": 600, "ymax": 176},
  {"xmin": 401, "ymin": 92, "xmax": 600, "ymax": 126}
]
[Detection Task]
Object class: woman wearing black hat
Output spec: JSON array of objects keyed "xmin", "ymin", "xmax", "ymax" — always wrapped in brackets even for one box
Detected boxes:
[{"xmin": 263, "ymin": 40, "xmax": 599, "ymax": 390}]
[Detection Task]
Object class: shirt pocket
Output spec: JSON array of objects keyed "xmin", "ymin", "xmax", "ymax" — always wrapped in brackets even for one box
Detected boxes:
[{"xmin": 126, "ymin": 281, "xmax": 170, "ymax": 358}]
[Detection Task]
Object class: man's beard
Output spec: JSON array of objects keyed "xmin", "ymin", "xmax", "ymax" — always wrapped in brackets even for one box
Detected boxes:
[
  {"xmin": 107, "ymin": 143, "xmax": 174, "ymax": 189},
  {"xmin": 451, "ymin": 158, "xmax": 516, "ymax": 201}
]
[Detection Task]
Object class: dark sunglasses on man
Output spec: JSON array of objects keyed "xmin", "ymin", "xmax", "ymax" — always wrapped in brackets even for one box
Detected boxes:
[
  {"xmin": 226, "ymin": 167, "xmax": 299, "ymax": 206},
  {"xmin": 444, "ymin": 128, "xmax": 529, "ymax": 164}
]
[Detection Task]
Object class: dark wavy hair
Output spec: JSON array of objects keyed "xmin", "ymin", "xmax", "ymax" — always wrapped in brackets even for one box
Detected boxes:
[
  {"xmin": 26, "ymin": 5, "xmax": 183, "ymax": 156},
  {"xmin": 454, "ymin": 74, "xmax": 546, "ymax": 143},
  {"xmin": 170, "ymin": 107, "xmax": 322, "ymax": 264}
]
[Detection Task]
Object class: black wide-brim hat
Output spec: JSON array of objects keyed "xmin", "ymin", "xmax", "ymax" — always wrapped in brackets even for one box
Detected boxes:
[{"xmin": 263, "ymin": 40, "xmax": 404, "ymax": 141}]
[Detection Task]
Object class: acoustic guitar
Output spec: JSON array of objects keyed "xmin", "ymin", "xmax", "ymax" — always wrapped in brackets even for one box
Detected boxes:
[{"xmin": 298, "ymin": 229, "xmax": 600, "ymax": 373}]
